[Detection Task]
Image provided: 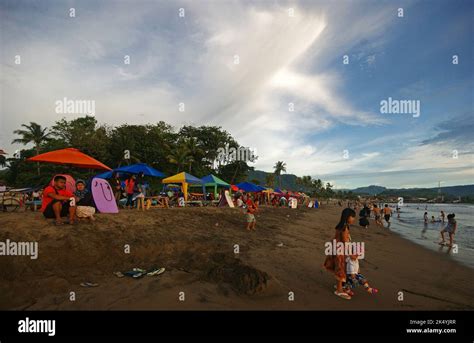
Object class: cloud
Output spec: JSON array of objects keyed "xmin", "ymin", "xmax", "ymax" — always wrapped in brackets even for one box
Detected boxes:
[
  {"xmin": 4, "ymin": 0, "xmax": 468, "ymax": 190},
  {"xmin": 421, "ymin": 112, "xmax": 474, "ymax": 147}
]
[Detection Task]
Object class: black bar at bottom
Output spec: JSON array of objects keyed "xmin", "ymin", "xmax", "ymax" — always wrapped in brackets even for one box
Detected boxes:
[{"xmin": 1, "ymin": 310, "xmax": 472, "ymax": 339}]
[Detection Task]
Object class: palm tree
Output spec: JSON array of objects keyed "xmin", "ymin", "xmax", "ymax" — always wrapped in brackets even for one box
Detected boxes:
[
  {"xmin": 311, "ymin": 178, "xmax": 323, "ymax": 197},
  {"xmin": 12, "ymin": 122, "xmax": 51, "ymax": 175},
  {"xmin": 184, "ymin": 137, "xmax": 204, "ymax": 173},
  {"xmin": 265, "ymin": 173, "xmax": 275, "ymax": 188},
  {"xmin": 167, "ymin": 143, "xmax": 192, "ymax": 173},
  {"xmin": 301, "ymin": 175, "xmax": 312, "ymax": 191},
  {"xmin": 273, "ymin": 161, "xmax": 286, "ymax": 188}
]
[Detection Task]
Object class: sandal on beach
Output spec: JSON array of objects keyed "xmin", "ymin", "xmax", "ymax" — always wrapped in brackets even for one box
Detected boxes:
[
  {"xmin": 367, "ymin": 287, "xmax": 378, "ymax": 294},
  {"xmin": 344, "ymin": 288, "xmax": 354, "ymax": 296},
  {"xmin": 80, "ymin": 282, "xmax": 99, "ymax": 287},
  {"xmin": 334, "ymin": 291, "xmax": 351, "ymax": 300},
  {"xmin": 113, "ymin": 271, "xmax": 125, "ymax": 278},
  {"xmin": 334, "ymin": 285, "xmax": 354, "ymax": 296},
  {"xmin": 147, "ymin": 267, "xmax": 165, "ymax": 276},
  {"xmin": 53, "ymin": 221, "xmax": 65, "ymax": 226}
]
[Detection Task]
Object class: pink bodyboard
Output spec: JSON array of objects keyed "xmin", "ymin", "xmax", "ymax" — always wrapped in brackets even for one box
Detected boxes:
[{"xmin": 91, "ymin": 178, "xmax": 118, "ymax": 213}]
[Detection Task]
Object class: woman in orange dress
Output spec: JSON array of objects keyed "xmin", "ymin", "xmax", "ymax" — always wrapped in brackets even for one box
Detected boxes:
[{"xmin": 324, "ymin": 208, "xmax": 356, "ymax": 300}]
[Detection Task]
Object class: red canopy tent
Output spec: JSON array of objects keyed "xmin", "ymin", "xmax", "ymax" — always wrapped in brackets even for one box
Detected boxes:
[{"xmin": 27, "ymin": 148, "xmax": 111, "ymax": 170}]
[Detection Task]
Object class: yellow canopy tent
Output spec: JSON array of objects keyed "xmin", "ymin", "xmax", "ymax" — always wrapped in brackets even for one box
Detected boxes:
[
  {"xmin": 162, "ymin": 172, "xmax": 203, "ymax": 201},
  {"xmin": 262, "ymin": 188, "xmax": 274, "ymax": 202}
]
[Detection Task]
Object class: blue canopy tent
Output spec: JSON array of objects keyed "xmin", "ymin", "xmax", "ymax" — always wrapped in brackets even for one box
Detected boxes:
[
  {"xmin": 94, "ymin": 163, "xmax": 165, "ymax": 179},
  {"xmin": 235, "ymin": 182, "xmax": 263, "ymax": 193}
]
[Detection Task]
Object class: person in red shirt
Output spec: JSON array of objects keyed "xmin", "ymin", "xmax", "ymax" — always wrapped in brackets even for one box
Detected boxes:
[
  {"xmin": 245, "ymin": 196, "xmax": 258, "ymax": 231},
  {"xmin": 124, "ymin": 175, "xmax": 136, "ymax": 209},
  {"xmin": 41, "ymin": 175, "xmax": 76, "ymax": 225}
]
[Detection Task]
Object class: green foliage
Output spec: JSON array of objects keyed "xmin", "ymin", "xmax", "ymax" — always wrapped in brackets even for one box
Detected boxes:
[{"xmin": 3, "ymin": 117, "xmax": 252, "ymax": 189}]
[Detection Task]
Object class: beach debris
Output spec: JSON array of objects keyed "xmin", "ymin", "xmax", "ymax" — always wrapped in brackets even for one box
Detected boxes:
[
  {"xmin": 115, "ymin": 267, "xmax": 166, "ymax": 279},
  {"xmin": 80, "ymin": 282, "xmax": 99, "ymax": 287},
  {"xmin": 215, "ymin": 222, "xmax": 219, "ymax": 227},
  {"xmin": 277, "ymin": 242, "xmax": 284, "ymax": 247},
  {"xmin": 147, "ymin": 267, "xmax": 166, "ymax": 276}
]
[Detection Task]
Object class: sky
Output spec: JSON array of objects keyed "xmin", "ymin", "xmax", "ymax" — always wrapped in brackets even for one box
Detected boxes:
[{"xmin": 0, "ymin": 0, "xmax": 473, "ymax": 189}]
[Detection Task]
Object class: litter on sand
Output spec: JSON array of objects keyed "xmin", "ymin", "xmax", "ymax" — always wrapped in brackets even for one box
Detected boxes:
[
  {"xmin": 113, "ymin": 267, "xmax": 166, "ymax": 279},
  {"xmin": 80, "ymin": 282, "xmax": 99, "ymax": 287}
]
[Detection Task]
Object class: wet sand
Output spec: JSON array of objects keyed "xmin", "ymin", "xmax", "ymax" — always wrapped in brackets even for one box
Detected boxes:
[{"xmin": 0, "ymin": 205, "xmax": 473, "ymax": 310}]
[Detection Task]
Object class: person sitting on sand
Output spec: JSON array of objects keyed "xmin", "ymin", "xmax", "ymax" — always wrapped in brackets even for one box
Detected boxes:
[
  {"xmin": 383, "ymin": 204, "xmax": 392, "ymax": 228},
  {"xmin": 41, "ymin": 175, "xmax": 76, "ymax": 225},
  {"xmin": 324, "ymin": 208, "xmax": 356, "ymax": 300},
  {"xmin": 245, "ymin": 197, "xmax": 258, "ymax": 231},
  {"xmin": 440, "ymin": 214, "xmax": 457, "ymax": 247},
  {"xmin": 74, "ymin": 179, "xmax": 96, "ymax": 221}
]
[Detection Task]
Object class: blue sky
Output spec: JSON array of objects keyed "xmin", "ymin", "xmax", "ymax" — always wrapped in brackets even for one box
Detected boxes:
[{"xmin": 0, "ymin": 0, "xmax": 472, "ymax": 188}]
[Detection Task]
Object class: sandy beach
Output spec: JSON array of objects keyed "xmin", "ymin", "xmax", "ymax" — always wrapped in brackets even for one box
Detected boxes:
[{"xmin": 0, "ymin": 205, "xmax": 473, "ymax": 310}]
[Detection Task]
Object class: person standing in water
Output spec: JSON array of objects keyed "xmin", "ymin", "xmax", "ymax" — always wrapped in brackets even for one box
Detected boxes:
[
  {"xmin": 440, "ymin": 211, "xmax": 446, "ymax": 223},
  {"xmin": 383, "ymin": 204, "xmax": 392, "ymax": 228},
  {"xmin": 424, "ymin": 212, "xmax": 429, "ymax": 224},
  {"xmin": 324, "ymin": 208, "xmax": 356, "ymax": 300},
  {"xmin": 440, "ymin": 214, "xmax": 457, "ymax": 247}
]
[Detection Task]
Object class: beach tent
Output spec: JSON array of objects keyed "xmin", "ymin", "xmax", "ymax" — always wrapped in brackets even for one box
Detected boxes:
[
  {"xmin": 274, "ymin": 188, "xmax": 284, "ymax": 194},
  {"xmin": 192, "ymin": 174, "xmax": 230, "ymax": 199},
  {"xmin": 262, "ymin": 188, "xmax": 274, "ymax": 202},
  {"xmin": 235, "ymin": 182, "xmax": 262, "ymax": 193},
  {"xmin": 94, "ymin": 163, "xmax": 164, "ymax": 179},
  {"xmin": 49, "ymin": 174, "xmax": 76, "ymax": 193},
  {"xmin": 28, "ymin": 148, "xmax": 111, "ymax": 170},
  {"xmin": 162, "ymin": 172, "xmax": 202, "ymax": 201}
]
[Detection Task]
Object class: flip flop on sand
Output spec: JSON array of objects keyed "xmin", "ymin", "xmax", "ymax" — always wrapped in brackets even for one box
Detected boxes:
[
  {"xmin": 334, "ymin": 285, "xmax": 354, "ymax": 296},
  {"xmin": 123, "ymin": 270, "xmax": 143, "ymax": 278},
  {"xmin": 367, "ymin": 287, "xmax": 378, "ymax": 295},
  {"xmin": 147, "ymin": 267, "xmax": 165, "ymax": 276},
  {"xmin": 53, "ymin": 221, "xmax": 65, "ymax": 226},
  {"xmin": 334, "ymin": 291, "xmax": 351, "ymax": 300},
  {"xmin": 80, "ymin": 282, "xmax": 99, "ymax": 287},
  {"xmin": 113, "ymin": 271, "xmax": 124, "ymax": 278}
]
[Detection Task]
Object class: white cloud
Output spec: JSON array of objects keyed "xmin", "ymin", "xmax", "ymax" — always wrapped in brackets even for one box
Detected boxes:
[{"xmin": 1, "ymin": 0, "xmax": 430, "ymax": 186}]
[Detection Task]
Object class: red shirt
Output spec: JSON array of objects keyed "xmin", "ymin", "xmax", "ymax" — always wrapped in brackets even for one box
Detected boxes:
[
  {"xmin": 41, "ymin": 186, "xmax": 73, "ymax": 212},
  {"xmin": 125, "ymin": 179, "xmax": 135, "ymax": 194},
  {"xmin": 246, "ymin": 199, "xmax": 256, "ymax": 214}
]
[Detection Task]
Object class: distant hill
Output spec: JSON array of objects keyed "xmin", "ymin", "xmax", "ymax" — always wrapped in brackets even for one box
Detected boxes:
[
  {"xmin": 246, "ymin": 170, "xmax": 310, "ymax": 191},
  {"xmin": 246, "ymin": 170, "xmax": 474, "ymax": 199},
  {"xmin": 351, "ymin": 185, "xmax": 387, "ymax": 195},
  {"xmin": 353, "ymin": 184, "xmax": 474, "ymax": 199}
]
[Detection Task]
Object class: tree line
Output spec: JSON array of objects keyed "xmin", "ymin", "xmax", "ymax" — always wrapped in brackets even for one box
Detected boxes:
[{"xmin": 1, "ymin": 116, "xmax": 339, "ymax": 198}]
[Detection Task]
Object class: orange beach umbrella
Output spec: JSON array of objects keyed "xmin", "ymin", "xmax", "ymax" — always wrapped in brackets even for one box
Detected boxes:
[{"xmin": 27, "ymin": 148, "xmax": 111, "ymax": 170}]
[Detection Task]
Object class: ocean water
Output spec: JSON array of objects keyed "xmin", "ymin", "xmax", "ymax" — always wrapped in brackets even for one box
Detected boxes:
[{"xmin": 383, "ymin": 203, "xmax": 474, "ymax": 269}]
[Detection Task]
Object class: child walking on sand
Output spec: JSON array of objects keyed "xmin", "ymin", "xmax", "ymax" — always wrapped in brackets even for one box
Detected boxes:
[
  {"xmin": 245, "ymin": 197, "xmax": 258, "ymax": 231},
  {"xmin": 344, "ymin": 249, "xmax": 378, "ymax": 295}
]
